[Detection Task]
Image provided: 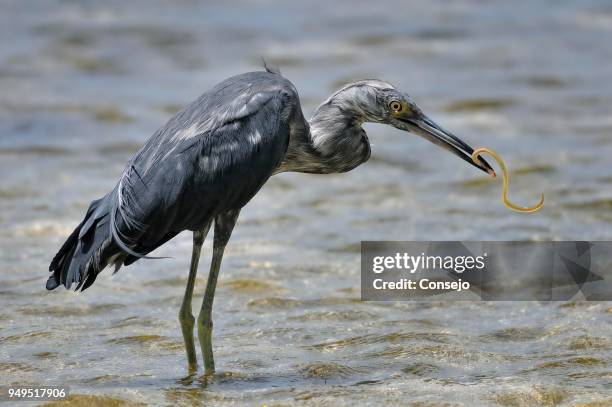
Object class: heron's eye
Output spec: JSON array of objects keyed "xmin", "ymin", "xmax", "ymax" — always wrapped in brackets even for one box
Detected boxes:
[{"xmin": 389, "ymin": 101, "xmax": 402, "ymax": 112}]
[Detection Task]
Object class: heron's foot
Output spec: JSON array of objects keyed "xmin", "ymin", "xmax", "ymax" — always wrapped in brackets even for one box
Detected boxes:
[
  {"xmin": 201, "ymin": 368, "xmax": 215, "ymax": 381},
  {"xmin": 197, "ymin": 317, "xmax": 215, "ymax": 375},
  {"xmin": 179, "ymin": 309, "xmax": 198, "ymax": 371},
  {"xmin": 193, "ymin": 371, "xmax": 222, "ymax": 388},
  {"xmin": 178, "ymin": 371, "xmax": 198, "ymax": 386}
]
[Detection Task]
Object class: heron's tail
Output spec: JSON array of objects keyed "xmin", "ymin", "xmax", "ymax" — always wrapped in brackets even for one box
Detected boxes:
[{"xmin": 47, "ymin": 195, "xmax": 120, "ymax": 291}]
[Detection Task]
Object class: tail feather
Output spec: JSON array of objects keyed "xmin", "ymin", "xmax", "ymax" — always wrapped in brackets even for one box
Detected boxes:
[
  {"xmin": 47, "ymin": 196, "xmax": 119, "ymax": 291},
  {"xmin": 47, "ymin": 219, "xmax": 83, "ymax": 289}
]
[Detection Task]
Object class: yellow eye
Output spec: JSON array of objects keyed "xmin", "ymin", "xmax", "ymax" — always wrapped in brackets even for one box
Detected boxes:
[{"xmin": 389, "ymin": 101, "xmax": 402, "ymax": 112}]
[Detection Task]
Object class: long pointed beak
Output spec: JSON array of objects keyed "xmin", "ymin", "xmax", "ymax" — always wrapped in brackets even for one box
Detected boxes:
[{"xmin": 401, "ymin": 115, "xmax": 496, "ymax": 176}]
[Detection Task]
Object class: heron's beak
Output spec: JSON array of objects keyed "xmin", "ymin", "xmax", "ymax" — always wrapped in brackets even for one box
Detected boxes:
[{"xmin": 399, "ymin": 115, "xmax": 496, "ymax": 176}]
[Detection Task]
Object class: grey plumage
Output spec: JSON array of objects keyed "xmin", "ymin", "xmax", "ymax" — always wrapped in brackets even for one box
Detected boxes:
[
  {"xmin": 48, "ymin": 70, "xmax": 299, "ymax": 290},
  {"xmin": 47, "ymin": 67, "xmax": 494, "ymax": 372}
]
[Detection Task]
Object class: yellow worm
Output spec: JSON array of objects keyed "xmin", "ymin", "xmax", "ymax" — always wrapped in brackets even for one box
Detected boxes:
[{"xmin": 471, "ymin": 147, "xmax": 544, "ymax": 213}]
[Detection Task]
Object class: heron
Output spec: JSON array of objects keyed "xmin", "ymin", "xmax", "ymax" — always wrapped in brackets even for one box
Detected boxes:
[{"xmin": 47, "ymin": 66, "xmax": 494, "ymax": 374}]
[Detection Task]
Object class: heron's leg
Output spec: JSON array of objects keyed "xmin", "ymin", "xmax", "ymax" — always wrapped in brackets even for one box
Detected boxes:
[
  {"xmin": 179, "ymin": 223, "xmax": 212, "ymax": 372},
  {"xmin": 197, "ymin": 209, "xmax": 240, "ymax": 375}
]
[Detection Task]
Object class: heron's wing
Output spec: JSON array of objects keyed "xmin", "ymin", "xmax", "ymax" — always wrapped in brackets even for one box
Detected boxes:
[{"xmin": 110, "ymin": 74, "xmax": 298, "ymax": 257}]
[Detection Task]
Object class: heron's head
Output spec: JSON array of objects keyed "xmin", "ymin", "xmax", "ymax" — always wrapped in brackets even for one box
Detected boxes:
[{"xmin": 326, "ymin": 80, "xmax": 495, "ymax": 175}]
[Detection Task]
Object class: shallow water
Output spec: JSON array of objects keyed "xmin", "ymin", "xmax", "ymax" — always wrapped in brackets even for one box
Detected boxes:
[{"xmin": 1, "ymin": 0, "xmax": 612, "ymax": 405}]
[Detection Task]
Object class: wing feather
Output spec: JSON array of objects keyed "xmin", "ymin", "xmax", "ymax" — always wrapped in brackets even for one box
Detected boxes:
[{"xmin": 109, "ymin": 72, "xmax": 296, "ymax": 258}]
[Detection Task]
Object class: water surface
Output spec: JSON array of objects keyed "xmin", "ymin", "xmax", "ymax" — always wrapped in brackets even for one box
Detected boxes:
[{"xmin": 1, "ymin": 0, "xmax": 611, "ymax": 405}]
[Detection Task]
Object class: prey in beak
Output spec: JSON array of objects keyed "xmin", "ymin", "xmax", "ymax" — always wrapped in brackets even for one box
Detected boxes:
[{"xmin": 388, "ymin": 99, "xmax": 496, "ymax": 177}]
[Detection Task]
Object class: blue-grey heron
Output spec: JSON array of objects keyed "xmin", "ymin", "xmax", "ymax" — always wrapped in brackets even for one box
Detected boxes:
[{"xmin": 47, "ymin": 67, "xmax": 494, "ymax": 374}]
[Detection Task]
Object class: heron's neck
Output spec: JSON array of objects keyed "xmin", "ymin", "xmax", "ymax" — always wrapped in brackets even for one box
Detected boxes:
[{"xmin": 278, "ymin": 103, "xmax": 371, "ymax": 174}]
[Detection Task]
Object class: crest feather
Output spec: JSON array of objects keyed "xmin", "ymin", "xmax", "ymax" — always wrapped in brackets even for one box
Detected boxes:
[{"xmin": 261, "ymin": 57, "xmax": 281, "ymax": 74}]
